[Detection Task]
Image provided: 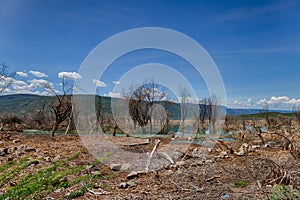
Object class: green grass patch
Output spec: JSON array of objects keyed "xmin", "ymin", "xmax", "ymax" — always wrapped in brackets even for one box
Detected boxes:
[
  {"xmin": 234, "ymin": 180, "xmax": 249, "ymax": 188},
  {"xmin": 269, "ymin": 185, "xmax": 300, "ymax": 200},
  {"xmin": 0, "ymin": 150, "xmax": 104, "ymax": 199}
]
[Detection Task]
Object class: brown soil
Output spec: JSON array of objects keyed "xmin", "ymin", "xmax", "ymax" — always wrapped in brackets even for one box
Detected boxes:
[{"xmin": 0, "ymin": 131, "xmax": 299, "ymax": 199}]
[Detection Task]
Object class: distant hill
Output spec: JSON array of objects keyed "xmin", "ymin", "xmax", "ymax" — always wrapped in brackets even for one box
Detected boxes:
[{"xmin": 0, "ymin": 94, "xmax": 292, "ymax": 117}]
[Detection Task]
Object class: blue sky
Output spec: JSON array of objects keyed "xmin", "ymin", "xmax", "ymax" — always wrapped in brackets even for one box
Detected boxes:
[{"xmin": 0, "ymin": 0, "xmax": 300, "ymax": 109}]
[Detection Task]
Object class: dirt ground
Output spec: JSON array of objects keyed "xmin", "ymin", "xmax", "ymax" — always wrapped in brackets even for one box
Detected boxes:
[{"xmin": 0, "ymin": 131, "xmax": 299, "ymax": 199}]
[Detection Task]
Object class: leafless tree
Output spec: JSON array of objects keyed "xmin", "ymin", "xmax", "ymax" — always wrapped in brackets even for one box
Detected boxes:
[
  {"xmin": 128, "ymin": 81, "xmax": 167, "ymax": 134},
  {"xmin": 292, "ymin": 104, "xmax": 300, "ymax": 124},
  {"xmin": 179, "ymin": 87, "xmax": 190, "ymax": 134},
  {"xmin": 30, "ymin": 100, "xmax": 50, "ymax": 129},
  {"xmin": 45, "ymin": 78, "xmax": 73, "ymax": 138},
  {"xmin": 261, "ymin": 102, "xmax": 271, "ymax": 127},
  {"xmin": 194, "ymin": 98, "xmax": 209, "ymax": 134},
  {"xmin": 206, "ymin": 95, "xmax": 220, "ymax": 129},
  {"xmin": 0, "ymin": 63, "xmax": 13, "ymax": 93}
]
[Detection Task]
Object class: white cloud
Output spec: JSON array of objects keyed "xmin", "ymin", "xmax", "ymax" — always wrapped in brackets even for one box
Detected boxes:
[
  {"xmin": 29, "ymin": 79, "xmax": 54, "ymax": 89},
  {"xmin": 16, "ymin": 71, "xmax": 28, "ymax": 77},
  {"xmin": 257, "ymin": 96, "xmax": 300, "ymax": 109},
  {"xmin": 58, "ymin": 71, "xmax": 82, "ymax": 80},
  {"xmin": 29, "ymin": 70, "xmax": 48, "ymax": 78},
  {"xmin": 11, "ymin": 79, "xmax": 34, "ymax": 90},
  {"xmin": 92, "ymin": 79, "xmax": 106, "ymax": 87},
  {"xmin": 230, "ymin": 96, "xmax": 300, "ymax": 110},
  {"xmin": 113, "ymin": 81, "xmax": 120, "ymax": 85}
]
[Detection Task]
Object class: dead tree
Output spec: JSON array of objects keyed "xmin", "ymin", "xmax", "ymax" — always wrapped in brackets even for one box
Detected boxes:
[
  {"xmin": 179, "ymin": 87, "xmax": 190, "ymax": 134},
  {"xmin": 292, "ymin": 104, "xmax": 300, "ymax": 124},
  {"xmin": 194, "ymin": 98, "xmax": 209, "ymax": 134},
  {"xmin": 0, "ymin": 63, "xmax": 13, "ymax": 93},
  {"xmin": 47, "ymin": 78, "xmax": 73, "ymax": 138},
  {"xmin": 31, "ymin": 100, "xmax": 50, "ymax": 129},
  {"xmin": 207, "ymin": 95, "xmax": 220, "ymax": 130},
  {"xmin": 128, "ymin": 82, "xmax": 167, "ymax": 134},
  {"xmin": 262, "ymin": 102, "xmax": 271, "ymax": 127}
]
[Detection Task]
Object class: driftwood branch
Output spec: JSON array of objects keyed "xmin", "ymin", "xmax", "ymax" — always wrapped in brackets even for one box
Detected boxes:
[
  {"xmin": 146, "ymin": 139, "xmax": 161, "ymax": 172},
  {"xmin": 159, "ymin": 152, "xmax": 175, "ymax": 164}
]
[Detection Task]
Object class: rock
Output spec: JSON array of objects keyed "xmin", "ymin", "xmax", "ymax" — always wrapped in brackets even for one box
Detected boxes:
[
  {"xmin": 207, "ymin": 148, "xmax": 212, "ymax": 152},
  {"xmin": 60, "ymin": 177, "xmax": 68, "ymax": 183},
  {"xmin": 251, "ymin": 145, "xmax": 260, "ymax": 150},
  {"xmin": 120, "ymin": 163, "xmax": 131, "ymax": 171},
  {"xmin": 235, "ymin": 143, "xmax": 254, "ymax": 156},
  {"xmin": 13, "ymin": 139, "xmax": 21, "ymax": 144},
  {"xmin": 8, "ymin": 146, "xmax": 17, "ymax": 154},
  {"xmin": 205, "ymin": 159, "xmax": 213, "ymax": 164},
  {"xmin": 91, "ymin": 171, "xmax": 101, "ymax": 176},
  {"xmin": 45, "ymin": 157, "xmax": 51, "ymax": 162},
  {"xmin": 53, "ymin": 155, "xmax": 61, "ymax": 162},
  {"xmin": 0, "ymin": 141, "xmax": 4, "ymax": 146},
  {"xmin": 236, "ymin": 149, "xmax": 245, "ymax": 156},
  {"xmin": 0, "ymin": 147, "xmax": 8, "ymax": 156},
  {"xmin": 86, "ymin": 165, "xmax": 93, "ymax": 170},
  {"xmin": 119, "ymin": 182, "xmax": 128, "ymax": 189},
  {"xmin": 31, "ymin": 160, "xmax": 39, "ymax": 165},
  {"xmin": 24, "ymin": 147, "xmax": 36, "ymax": 152},
  {"xmin": 119, "ymin": 181, "xmax": 136, "ymax": 189},
  {"xmin": 215, "ymin": 151, "xmax": 228, "ymax": 159},
  {"xmin": 175, "ymin": 161, "xmax": 186, "ymax": 167},
  {"xmin": 127, "ymin": 171, "xmax": 138, "ymax": 179},
  {"xmin": 127, "ymin": 181, "xmax": 136, "ymax": 187},
  {"xmin": 54, "ymin": 188, "xmax": 63, "ymax": 193},
  {"xmin": 110, "ymin": 164, "xmax": 123, "ymax": 171}
]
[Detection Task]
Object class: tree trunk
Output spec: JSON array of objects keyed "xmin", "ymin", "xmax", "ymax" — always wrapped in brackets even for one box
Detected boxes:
[
  {"xmin": 65, "ymin": 117, "xmax": 72, "ymax": 135},
  {"xmin": 113, "ymin": 125, "xmax": 117, "ymax": 136},
  {"xmin": 51, "ymin": 122, "xmax": 59, "ymax": 139}
]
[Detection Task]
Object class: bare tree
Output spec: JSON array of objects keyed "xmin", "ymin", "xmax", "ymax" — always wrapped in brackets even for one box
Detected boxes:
[
  {"xmin": 30, "ymin": 100, "xmax": 50, "ymax": 129},
  {"xmin": 46, "ymin": 78, "xmax": 73, "ymax": 138},
  {"xmin": 262, "ymin": 102, "xmax": 271, "ymax": 127},
  {"xmin": 179, "ymin": 87, "xmax": 190, "ymax": 134},
  {"xmin": 0, "ymin": 63, "xmax": 13, "ymax": 93},
  {"xmin": 194, "ymin": 98, "xmax": 209, "ymax": 134},
  {"xmin": 292, "ymin": 104, "xmax": 300, "ymax": 124},
  {"xmin": 207, "ymin": 95, "xmax": 220, "ymax": 129},
  {"xmin": 128, "ymin": 82, "xmax": 167, "ymax": 134}
]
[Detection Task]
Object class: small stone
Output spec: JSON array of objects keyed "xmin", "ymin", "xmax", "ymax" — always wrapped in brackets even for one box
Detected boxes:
[
  {"xmin": 45, "ymin": 157, "xmax": 51, "ymax": 162},
  {"xmin": 86, "ymin": 165, "xmax": 93, "ymax": 170},
  {"xmin": 60, "ymin": 177, "xmax": 68, "ymax": 182},
  {"xmin": 215, "ymin": 151, "xmax": 228, "ymax": 159},
  {"xmin": 207, "ymin": 148, "xmax": 212, "ymax": 152},
  {"xmin": 119, "ymin": 182, "xmax": 128, "ymax": 189},
  {"xmin": 8, "ymin": 146, "xmax": 17, "ymax": 154},
  {"xmin": 53, "ymin": 155, "xmax": 61, "ymax": 162},
  {"xmin": 127, "ymin": 171, "xmax": 138, "ymax": 179},
  {"xmin": 0, "ymin": 147, "xmax": 8, "ymax": 156},
  {"xmin": 120, "ymin": 163, "xmax": 131, "ymax": 171},
  {"xmin": 54, "ymin": 188, "xmax": 62, "ymax": 193},
  {"xmin": 91, "ymin": 171, "xmax": 101, "ymax": 176},
  {"xmin": 176, "ymin": 161, "xmax": 186, "ymax": 166},
  {"xmin": 13, "ymin": 139, "xmax": 21, "ymax": 144},
  {"xmin": 110, "ymin": 164, "xmax": 123, "ymax": 171},
  {"xmin": 24, "ymin": 147, "xmax": 36, "ymax": 152},
  {"xmin": 205, "ymin": 159, "xmax": 213, "ymax": 164},
  {"xmin": 0, "ymin": 141, "xmax": 4, "ymax": 146},
  {"xmin": 236, "ymin": 149, "xmax": 246, "ymax": 156},
  {"xmin": 31, "ymin": 160, "xmax": 39, "ymax": 165},
  {"xmin": 127, "ymin": 181, "xmax": 136, "ymax": 187}
]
